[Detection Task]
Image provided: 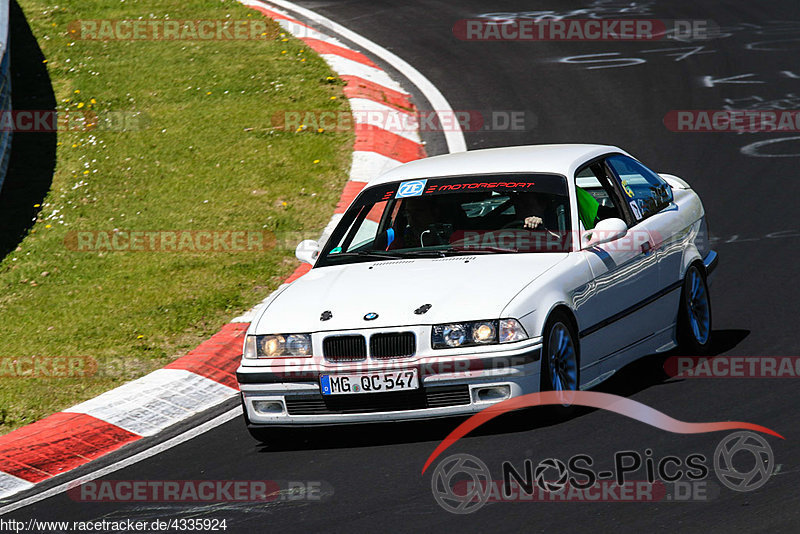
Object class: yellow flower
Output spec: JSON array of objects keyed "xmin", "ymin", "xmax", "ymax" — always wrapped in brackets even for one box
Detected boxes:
[
  {"xmin": 206, "ymin": 91, "xmax": 212, "ymax": 95},
  {"xmin": 281, "ymin": 50, "xmax": 287, "ymax": 54},
  {"xmin": 74, "ymin": 89, "xmax": 80, "ymax": 94},
  {"xmin": 45, "ymin": 224, "xmax": 52, "ymax": 229},
  {"xmin": 281, "ymin": 38, "xmax": 289, "ymax": 42},
  {"xmin": 317, "ymin": 128, "xmax": 324, "ymax": 133},
  {"xmin": 72, "ymin": 144, "xmax": 77, "ymax": 148},
  {"xmin": 313, "ymin": 159, "xmax": 320, "ymax": 164},
  {"xmin": 42, "ymin": 59, "xmax": 47, "ymax": 63},
  {"xmin": 83, "ymin": 170, "xmax": 89, "ymax": 175},
  {"xmin": 33, "ymin": 204, "xmax": 40, "ymax": 207},
  {"xmin": 281, "ymin": 201, "xmax": 288, "ymax": 207},
  {"xmin": 90, "ymin": 98, "xmax": 96, "ymax": 104},
  {"xmin": 137, "ymin": 334, "xmax": 144, "ymax": 339},
  {"xmin": 77, "ymin": 102, "xmax": 84, "ymax": 108},
  {"xmin": 330, "ymin": 96, "xmax": 337, "ymax": 100},
  {"xmin": 301, "ymin": 58, "xmax": 306, "ymax": 62}
]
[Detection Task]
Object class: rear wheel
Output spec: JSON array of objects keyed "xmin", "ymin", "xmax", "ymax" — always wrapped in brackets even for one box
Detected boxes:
[
  {"xmin": 540, "ymin": 310, "xmax": 579, "ymax": 408},
  {"xmin": 678, "ymin": 264, "xmax": 712, "ymax": 354}
]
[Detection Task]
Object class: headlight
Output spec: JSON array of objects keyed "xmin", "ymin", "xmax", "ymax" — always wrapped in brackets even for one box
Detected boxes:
[
  {"xmin": 432, "ymin": 319, "xmax": 527, "ymax": 349},
  {"xmin": 243, "ymin": 333, "xmax": 313, "ymax": 358},
  {"xmin": 442, "ymin": 324, "xmax": 467, "ymax": 347}
]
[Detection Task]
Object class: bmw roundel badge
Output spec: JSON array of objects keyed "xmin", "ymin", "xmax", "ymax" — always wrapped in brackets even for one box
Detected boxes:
[{"xmin": 363, "ymin": 312, "xmax": 379, "ymax": 321}]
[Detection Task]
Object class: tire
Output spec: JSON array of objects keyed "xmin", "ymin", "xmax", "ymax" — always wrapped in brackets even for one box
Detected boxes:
[
  {"xmin": 540, "ymin": 310, "xmax": 580, "ymax": 408},
  {"xmin": 678, "ymin": 264, "xmax": 712, "ymax": 355}
]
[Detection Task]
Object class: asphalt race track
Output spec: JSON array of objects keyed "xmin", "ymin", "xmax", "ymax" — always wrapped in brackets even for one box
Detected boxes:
[{"xmin": 7, "ymin": 1, "xmax": 800, "ymax": 531}]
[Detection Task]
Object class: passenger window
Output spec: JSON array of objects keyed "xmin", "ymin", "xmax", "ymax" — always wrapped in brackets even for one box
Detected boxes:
[
  {"xmin": 606, "ymin": 155, "xmax": 673, "ymax": 221},
  {"xmin": 574, "ymin": 164, "xmax": 623, "ymax": 230}
]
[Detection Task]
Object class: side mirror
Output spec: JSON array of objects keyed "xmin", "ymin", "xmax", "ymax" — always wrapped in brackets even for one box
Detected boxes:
[
  {"xmin": 580, "ymin": 218, "xmax": 628, "ymax": 248},
  {"xmin": 295, "ymin": 240, "xmax": 320, "ymax": 264}
]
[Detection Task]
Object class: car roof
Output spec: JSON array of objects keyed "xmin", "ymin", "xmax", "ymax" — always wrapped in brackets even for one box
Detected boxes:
[{"xmin": 370, "ymin": 144, "xmax": 630, "ymax": 187}]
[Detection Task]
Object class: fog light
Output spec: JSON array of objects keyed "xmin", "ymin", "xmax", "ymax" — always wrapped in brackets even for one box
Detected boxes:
[
  {"xmin": 473, "ymin": 385, "xmax": 511, "ymax": 403},
  {"xmin": 253, "ymin": 400, "xmax": 284, "ymax": 414}
]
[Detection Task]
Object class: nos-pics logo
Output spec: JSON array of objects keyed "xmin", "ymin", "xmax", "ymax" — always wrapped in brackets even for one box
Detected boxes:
[{"xmin": 430, "ymin": 431, "xmax": 775, "ymax": 514}]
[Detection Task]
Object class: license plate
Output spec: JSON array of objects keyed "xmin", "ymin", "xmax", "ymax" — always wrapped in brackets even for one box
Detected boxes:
[{"xmin": 320, "ymin": 370, "xmax": 419, "ymax": 395}]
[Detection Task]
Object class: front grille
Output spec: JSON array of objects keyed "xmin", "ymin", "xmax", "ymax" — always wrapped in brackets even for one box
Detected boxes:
[
  {"xmin": 323, "ymin": 335, "xmax": 367, "ymax": 362},
  {"xmin": 426, "ymin": 386, "xmax": 473, "ymax": 408},
  {"xmin": 370, "ymin": 332, "xmax": 416, "ymax": 359},
  {"xmin": 285, "ymin": 385, "xmax": 471, "ymax": 415}
]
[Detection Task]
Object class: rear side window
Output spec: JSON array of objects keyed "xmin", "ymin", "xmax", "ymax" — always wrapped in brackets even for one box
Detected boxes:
[{"xmin": 606, "ymin": 155, "xmax": 673, "ymax": 221}]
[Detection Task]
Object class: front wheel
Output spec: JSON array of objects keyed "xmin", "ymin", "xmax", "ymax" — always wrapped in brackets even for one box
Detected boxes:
[
  {"xmin": 540, "ymin": 311, "xmax": 580, "ymax": 408},
  {"xmin": 678, "ymin": 264, "xmax": 712, "ymax": 354}
]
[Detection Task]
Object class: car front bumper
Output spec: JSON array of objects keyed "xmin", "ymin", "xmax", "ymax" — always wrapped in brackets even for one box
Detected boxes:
[{"xmin": 237, "ymin": 338, "xmax": 542, "ymax": 426}]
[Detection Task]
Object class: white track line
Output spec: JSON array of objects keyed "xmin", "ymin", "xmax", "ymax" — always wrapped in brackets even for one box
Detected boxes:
[
  {"xmin": 348, "ymin": 98, "xmax": 422, "ymax": 144},
  {"xmin": 349, "ymin": 151, "xmax": 404, "ymax": 182},
  {"xmin": 261, "ymin": 0, "xmax": 467, "ymax": 153},
  {"xmin": 0, "ymin": 474, "xmax": 34, "ymax": 501},
  {"xmin": 0, "ymin": 408, "xmax": 241, "ymax": 516},
  {"xmin": 321, "ymin": 55, "xmax": 407, "ymax": 93}
]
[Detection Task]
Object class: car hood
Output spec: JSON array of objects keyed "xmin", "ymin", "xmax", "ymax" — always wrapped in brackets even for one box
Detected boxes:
[{"xmin": 253, "ymin": 254, "xmax": 567, "ymax": 334}]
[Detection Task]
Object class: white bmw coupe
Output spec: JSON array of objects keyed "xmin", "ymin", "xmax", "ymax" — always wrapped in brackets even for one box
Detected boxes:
[{"xmin": 237, "ymin": 144, "xmax": 716, "ymax": 440}]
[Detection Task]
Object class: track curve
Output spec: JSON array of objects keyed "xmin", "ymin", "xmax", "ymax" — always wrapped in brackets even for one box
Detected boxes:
[{"xmin": 6, "ymin": 1, "xmax": 800, "ymax": 531}]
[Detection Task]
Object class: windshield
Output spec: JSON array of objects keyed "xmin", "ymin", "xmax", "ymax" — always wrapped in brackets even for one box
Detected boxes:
[{"xmin": 316, "ymin": 174, "xmax": 572, "ymax": 266}]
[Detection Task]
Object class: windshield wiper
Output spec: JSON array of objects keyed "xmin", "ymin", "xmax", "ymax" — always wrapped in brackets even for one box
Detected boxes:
[
  {"xmin": 327, "ymin": 250, "xmax": 405, "ymax": 260},
  {"xmin": 446, "ymin": 247, "xmax": 519, "ymax": 254},
  {"xmin": 396, "ymin": 249, "xmax": 449, "ymax": 258},
  {"xmin": 399, "ymin": 247, "xmax": 520, "ymax": 257}
]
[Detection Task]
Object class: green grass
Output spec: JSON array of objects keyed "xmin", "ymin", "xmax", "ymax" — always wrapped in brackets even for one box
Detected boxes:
[{"xmin": 0, "ymin": 0, "xmax": 353, "ymax": 434}]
